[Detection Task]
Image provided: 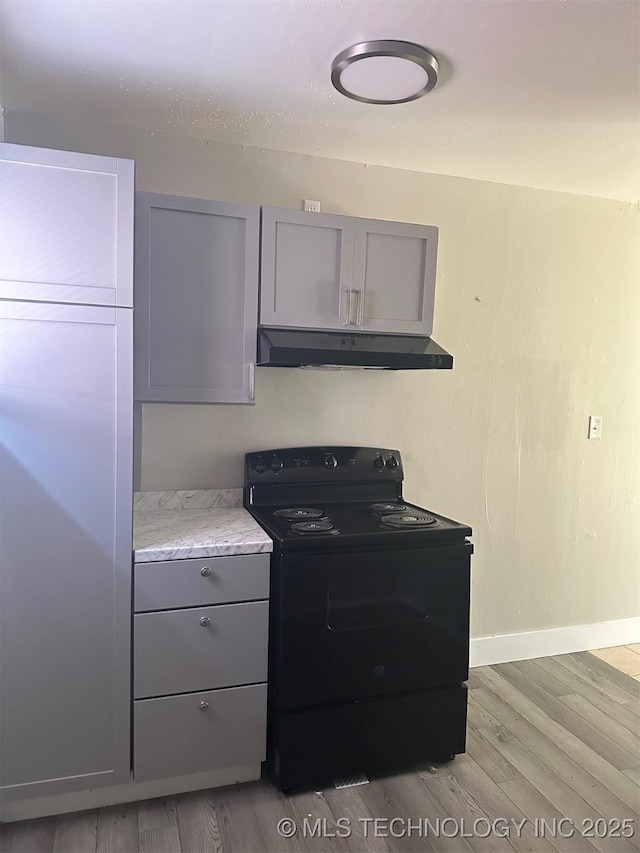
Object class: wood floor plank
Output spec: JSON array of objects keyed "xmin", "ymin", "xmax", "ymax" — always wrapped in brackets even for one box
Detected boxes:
[
  {"xmin": 571, "ymin": 654, "xmax": 640, "ymax": 701},
  {"xmin": 0, "ymin": 817, "xmax": 56, "ymax": 853},
  {"xmin": 550, "ymin": 656, "xmax": 639, "ymax": 707},
  {"xmin": 137, "ymin": 798, "xmax": 178, "ymax": 834},
  {"xmin": 467, "ymin": 690, "xmax": 502, "ymax": 731},
  {"xmin": 476, "ymin": 725, "xmax": 637, "ymax": 853},
  {"xmin": 53, "ymin": 810, "xmax": 98, "ymax": 853},
  {"xmin": 560, "ymin": 694, "xmax": 640, "ymax": 759},
  {"xmin": 175, "ymin": 789, "xmax": 225, "ymax": 853},
  {"xmin": 422, "ymin": 773, "xmax": 515, "ymax": 853},
  {"xmin": 467, "ymin": 671, "xmax": 484, "ymax": 691},
  {"xmin": 138, "ymin": 825, "xmax": 181, "ymax": 853},
  {"xmin": 322, "ymin": 785, "xmax": 388, "ymax": 853},
  {"xmin": 96, "ymin": 804, "xmax": 138, "ymax": 853},
  {"xmin": 498, "ymin": 777, "xmax": 598, "ymax": 853},
  {"xmin": 622, "ymin": 767, "xmax": 640, "ymax": 786},
  {"xmin": 213, "ymin": 781, "xmax": 304, "ymax": 853},
  {"xmin": 512, "ymin": 659, "xmax": 573, "ymax": 698},
  {"xmin": 358, "ymin": 772, "xmax": 477, "ymax": 853},
  {"xmin": 535, "ymin": 658, "xmax": 640, "ymax": 733},
  {"xmin": 590, "ymin": 648, "xmax": 640, "ymax": 677},
  {"xmin": 474, "ymin": 666, "xmax": 640, "ymax": 817},
  {"xmin": 354, "ymin": 775, "xmax": 435, "ymax": 853},
  {"xmin": 441, "ymin": 753, "xmax": 558, "ymax": 853},
  {"xmin": 287, "ymin": 788, "xmax": 353, "ymax": 853},
  {"xmin": 465, "ymin": 717, "xmax": 520, "ymax": 784},
  {"xmin": 493, "ymin": 662, "xmax": 639, "ymax": 771}
]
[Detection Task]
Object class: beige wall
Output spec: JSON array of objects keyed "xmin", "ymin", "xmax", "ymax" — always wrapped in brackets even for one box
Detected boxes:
[{"xmin": 7, "ymin": 111, "xmax": 639, "ymax": 640}]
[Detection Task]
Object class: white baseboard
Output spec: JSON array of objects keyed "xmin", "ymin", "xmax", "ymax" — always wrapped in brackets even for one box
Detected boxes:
[{"xmin": 470, "ymin": 616, "xmax": 640, "ymax": 668}]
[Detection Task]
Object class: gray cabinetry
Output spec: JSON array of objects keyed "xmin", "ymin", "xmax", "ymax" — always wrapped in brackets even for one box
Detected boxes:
[
  {"xmin": 134, "ymin": 685, "xmax": 267, "ymax": 783},
  {"xmin": 0, "ymin": 143, "xmax": 133, "ymax": 307},
  {"xmin": 134, "ymin": 601, "xmax": 269, "ymax": 697},
  {"xmin": 132, "ymin": 552, "xmax": 269, "ymax": 782},
  {"xmin": 260, "ymin": 207, "xmax": 438, "ymax": 336},
  {"xmin": 353, "ymin": 218, "xmax": 438, "ymax": 335},
  {"xmin": 135, "ymin": 192, "xmax": 259, "ymax": 404},
  {"xmin": 0, "ymin": 301, "xmax": 133, "ymax": 795},
  {"xmin": 134, "ymin": 553, "xmax": 269, "ymax": 611},
  {"xmin": 260, "ymin": 207, "xmax": 354, "ymax": 330}
]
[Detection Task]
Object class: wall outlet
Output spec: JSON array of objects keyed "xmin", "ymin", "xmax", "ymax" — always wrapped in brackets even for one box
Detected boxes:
[
  {"xmin": 588, "ymin": 415, "xmax": 603, "ymax": 439},
  {"xmin": 304, "ymin": 199, "xmax": 321, "ymax": 212}
]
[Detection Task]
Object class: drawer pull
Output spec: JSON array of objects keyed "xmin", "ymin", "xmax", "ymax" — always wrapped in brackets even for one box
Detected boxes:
[
  {"xmin": 199, "ymin": 616, "xmax": 211, "ymax": 627},
  {"xmin": 200, "ymin": 567, "xmax": 212, "ymax": 577},
  {"xmin": 199, "ymin": 701, "xmax": 210, "ymax": 711}
]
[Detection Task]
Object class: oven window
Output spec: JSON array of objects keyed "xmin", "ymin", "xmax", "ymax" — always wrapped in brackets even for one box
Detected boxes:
[{"xmin": 327, "ymin": 574, "xmax": 428, "ymax": 630}]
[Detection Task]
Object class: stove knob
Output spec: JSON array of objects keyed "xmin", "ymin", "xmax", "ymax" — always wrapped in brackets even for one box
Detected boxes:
[
  {"xmin": 324, "ymin": 453, "xmax": 338, "ymax": 469},
  {"xmin": 270, "ymin": 457, "xmax": 283, "ymax": 472},
  {"xmin": 254, "ymin": 461, "xmax": 267, "ymax": 475},
  {"xmin": 374, "ymin": 455, "xmax": 386, "ymax": 470},
  {"xmin": 386, "ymin": 455, "xmax": 399, "ymax": 470}
]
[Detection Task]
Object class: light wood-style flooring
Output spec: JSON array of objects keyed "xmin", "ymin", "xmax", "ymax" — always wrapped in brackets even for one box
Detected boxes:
[{"xmin": 1, "ymin": 651, "xmax": 639, "ymax": 853}]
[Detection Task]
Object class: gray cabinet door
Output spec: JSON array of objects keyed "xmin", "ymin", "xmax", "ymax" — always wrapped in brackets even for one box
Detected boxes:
[
  {"xmin": 353, "ymin": 218, "xmax": 438, "ymax": 335},
  {"xmin": 0, "ymin": 143, "xmax": 134, "ymax": 307},
  {"xmin": 135, "ymin": 192, "xmax": 259, "ymax": 404},
  {"xmin": 260, "ymin": 207, "xmax": 355, "ymax": 330},
  {"xmin": 0, "ymin": 301, "xmax": 132, "ymax": 797}
]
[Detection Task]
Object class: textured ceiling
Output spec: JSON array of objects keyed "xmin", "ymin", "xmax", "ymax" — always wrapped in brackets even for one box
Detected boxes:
[{"xmin": 1, "ymin": 0, "xmax": 638, "ymax": 201}]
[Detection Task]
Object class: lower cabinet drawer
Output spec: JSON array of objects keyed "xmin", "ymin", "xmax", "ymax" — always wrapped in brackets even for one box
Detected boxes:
[
  {"xmin": 134, "ymin": 684, "xmax": 267, "ymax": 782},
  {"xmin": 134, "ymin": 601, "xmax": 268, "ymax": 698}
]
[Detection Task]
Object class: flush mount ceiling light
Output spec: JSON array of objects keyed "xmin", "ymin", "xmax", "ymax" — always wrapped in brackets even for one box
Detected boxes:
[{"xmin": 331, "ymin": 40, "xmax": 439, "ymax": 105}]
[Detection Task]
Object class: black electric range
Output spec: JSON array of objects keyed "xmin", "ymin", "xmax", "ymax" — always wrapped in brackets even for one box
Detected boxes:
[{"xmin": 244, "ymin": 446, "xmax": 473, "ymax": 791}]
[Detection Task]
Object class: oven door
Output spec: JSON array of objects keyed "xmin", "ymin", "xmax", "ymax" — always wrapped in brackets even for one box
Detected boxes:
[{"xmin": 274, "ymin": 542, "xmax": 471, "ymax": 710}]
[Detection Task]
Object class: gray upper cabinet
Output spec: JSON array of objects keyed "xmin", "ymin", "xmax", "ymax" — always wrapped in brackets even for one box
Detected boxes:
[
  {"xmin": 135, "ymin": 192, "xmax": 259, "ymax": 404},
  {"xmin": 260, "ymin": 207, "xmax": 355, "ymax": 330},
  {"xmin": 260, "ymin": 207, "xmax": 438, "ymax": 336},
  {"xmin": 353, "ymin": 218, "xmax": 438, "ymax": 336},
  {"xmin": 0, "ymin": 143, "xmax": 133, "ymax": 307}
]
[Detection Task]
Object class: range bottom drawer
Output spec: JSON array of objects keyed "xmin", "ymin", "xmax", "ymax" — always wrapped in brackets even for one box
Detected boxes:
[
  {"xmin": 134, "ymin": 683, "xmax": 267, "ymax": 782},
  {"xmin": 269, "ymin": 684, "xmax": 467, "ymax": 792}
]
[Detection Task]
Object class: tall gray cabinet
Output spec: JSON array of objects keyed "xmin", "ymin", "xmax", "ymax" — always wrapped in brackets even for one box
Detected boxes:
[{"xmin": 0, "ymin": 143, "xmax": 134, "ymax": 800}]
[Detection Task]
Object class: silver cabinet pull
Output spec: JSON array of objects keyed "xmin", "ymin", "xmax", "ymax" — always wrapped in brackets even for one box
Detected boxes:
[
  {"xmin": 199, "ymin": 701, "xmax": 209, "ymax": 711},
  {"xmin": 200, "ymin": 567, "xmax": 212, "ymax": 577},
  {"xmin": 199, "ymin": 616, "xmax": 211, "ymax": 627},
  {"xmin": 248, "ymin": 362, "xmax": 255, "ymax": 400},
  {"xmin": 356, "ymin": 289, "xmax": 364, "ymax": 325},
  {"xmin": 343, "ymin": 288, "xmax": 353, "ymax": 325}
]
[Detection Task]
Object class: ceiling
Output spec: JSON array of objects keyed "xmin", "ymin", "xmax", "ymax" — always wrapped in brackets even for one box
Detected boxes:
[{"xmin": 1, "ymin": 0, "xmax": 638, "ymax": 202}]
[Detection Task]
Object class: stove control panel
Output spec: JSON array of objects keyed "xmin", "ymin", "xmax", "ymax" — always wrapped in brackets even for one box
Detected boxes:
[{"xmin": 245, "ymin": 446, "xmax": 404, "ymax": 484}]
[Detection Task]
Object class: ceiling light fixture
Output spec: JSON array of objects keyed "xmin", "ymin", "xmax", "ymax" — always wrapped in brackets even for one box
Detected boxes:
[{"xmin": 331, "ymin": 40, "xmax": 439, "ymax": 105}]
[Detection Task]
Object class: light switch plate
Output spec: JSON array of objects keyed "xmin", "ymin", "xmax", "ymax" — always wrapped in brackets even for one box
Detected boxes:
[{"xmin": 588, "ymin": 415, "xmax": 603, "ymax": 439}]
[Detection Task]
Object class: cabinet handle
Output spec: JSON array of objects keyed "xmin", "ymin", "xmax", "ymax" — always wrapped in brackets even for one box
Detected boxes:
[
  {"xmin": 249, "ymin": 362, "xmax": 255, "ymax": 400},
  {"xmin": 200, "ymin": 567, "xmax": 212, "ymax": 577},
  {"xmin": 344, "ymin": 289, "xmax": 358, "ymax": 326},
  {"xmin": 199, "ymin": 701, "xmax": 210, "ymax": 711},
  {"xmin": 199, "ymin": 616, "xmax": 211, "ymax": 627},
  {"xmin": 356, "ymin": 289, "xmax": 364, "ymax": 325}
]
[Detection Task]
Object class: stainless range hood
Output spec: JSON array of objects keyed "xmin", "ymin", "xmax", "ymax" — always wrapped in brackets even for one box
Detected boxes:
[{"xmin": 257, "ymin": 328, "xmax": 453, "ymax": 370}]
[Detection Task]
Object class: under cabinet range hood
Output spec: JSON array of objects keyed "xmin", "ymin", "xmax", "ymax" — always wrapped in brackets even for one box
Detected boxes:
[{"xmin": 257, "ymin": 328, "xmax": 453, "ymax": 370}]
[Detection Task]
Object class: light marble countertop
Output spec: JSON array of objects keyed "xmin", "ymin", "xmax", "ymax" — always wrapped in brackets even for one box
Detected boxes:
[{"xmin": 134, "ymin": 490, "xmax": 272, "ymax": 563}]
